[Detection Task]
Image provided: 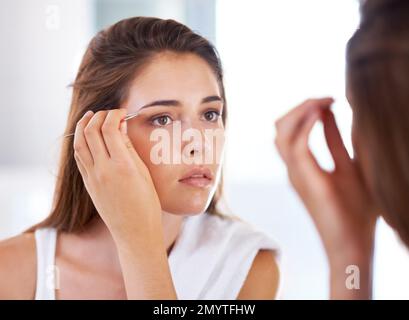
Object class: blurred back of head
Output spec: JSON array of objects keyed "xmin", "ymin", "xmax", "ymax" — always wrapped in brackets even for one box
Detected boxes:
[{"xmin": 347, "ymin": 0, "xmax": 409, "ymax": 246}]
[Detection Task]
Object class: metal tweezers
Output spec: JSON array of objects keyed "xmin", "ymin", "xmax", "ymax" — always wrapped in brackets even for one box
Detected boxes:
[{"xmin": 63, "ymin": 111, "xmax": 140, "ymax": 138}]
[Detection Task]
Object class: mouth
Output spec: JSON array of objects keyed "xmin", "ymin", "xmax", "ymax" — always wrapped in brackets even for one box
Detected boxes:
[{"xmin": 178, "ymin": 167, "xmax": 213, "ymax": 188}]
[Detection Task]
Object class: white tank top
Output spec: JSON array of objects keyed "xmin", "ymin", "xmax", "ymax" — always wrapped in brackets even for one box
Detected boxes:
[{"xmin": 34, "ymin": 213, "xmax": 280, "ymax": 300}]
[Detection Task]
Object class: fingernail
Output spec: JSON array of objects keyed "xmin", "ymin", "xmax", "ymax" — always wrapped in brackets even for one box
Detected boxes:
[
  {"xmin": 120, "ymin": 120, "xmax": 127, "ymax": 134},
  {"xmin": 85, "ymin": 110, "xmax": 93, "ymax": 117}
]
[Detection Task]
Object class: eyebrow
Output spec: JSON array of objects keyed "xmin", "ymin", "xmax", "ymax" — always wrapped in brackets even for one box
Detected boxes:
[{"xmin": 139, "ymin": 95, "xmax": 223, "ymax": 110}]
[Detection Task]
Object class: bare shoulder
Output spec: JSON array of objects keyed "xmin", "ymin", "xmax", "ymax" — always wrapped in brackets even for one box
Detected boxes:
[
  {"xmin": 237, "ymin": 249, "xmax": 280, "ymax": 300},
  {"xmin": 0, "ymin": 232, "xmax": 37, "ymax": 299}
]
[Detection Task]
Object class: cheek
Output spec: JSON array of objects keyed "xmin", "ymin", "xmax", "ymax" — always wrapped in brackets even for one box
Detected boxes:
[
  {"xmin": 143, "ymin": 162, "xmax": 210, "ymax": 215},
  {"xmin": 128, "ymin": 132, "xmax": 176, "ymax": 188},
  {"xmin": 205, "ymin": 126, "xmax": 225, "ymax": 164},
  {"xmin": 351, "ymin": 121, "xmax": 376, "ymax": 197},
  {"xmin": 129, "ymin": 134, "xmax": 152, "ymax": 166},
  {"xmin": 128, "ymin": 128, "xmax": 222, "ymax": 214},
  {"xmin": 351, "ymin": 116, "xmax": 361, "ymax": 160},
  {"xmin": 351, "ymin": 117, "xmax": 368, "ymax": 161},
  {"xmin": 148, "ymin": 164, "xmax": 177, "ymax": 201}
]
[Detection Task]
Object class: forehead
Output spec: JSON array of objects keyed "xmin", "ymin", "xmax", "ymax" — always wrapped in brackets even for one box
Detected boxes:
[{"xmin": 125, "ymin": 52, "xmax": 221, "ymax": 110}]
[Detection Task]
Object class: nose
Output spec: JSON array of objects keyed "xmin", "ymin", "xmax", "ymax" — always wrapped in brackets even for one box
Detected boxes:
[{"xmin": 181, "ymin": 122, "xmax": 213, "ymax": 164}]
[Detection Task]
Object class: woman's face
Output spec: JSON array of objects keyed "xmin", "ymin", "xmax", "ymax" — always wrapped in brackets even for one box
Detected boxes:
[
  {"xmin": 346, "ymin": 84, "xmax": 364, "ymax": 162},
  {"xmin": 347, "ymin": 87, "xmax": 377, "ymax": 202},
  {"xmin": 121, "ymin": 52, "xmax": 225, "ymax": 215}
]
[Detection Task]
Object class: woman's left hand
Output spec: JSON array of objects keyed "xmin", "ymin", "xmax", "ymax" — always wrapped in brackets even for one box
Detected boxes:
[
  {"xmin": 274, "ymin": 98, "xmax": 378, "ymax": 299},
  {"xmin": 73, "ymin": 108, "xmax": 162, "ymax": 243}
]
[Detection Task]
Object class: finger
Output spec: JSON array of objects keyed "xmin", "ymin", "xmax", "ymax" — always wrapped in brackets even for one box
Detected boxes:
[
  {"xmin": 116, "ymin": 119, "xmax": 149, "ymax": 172},
  {"xmin": 73, "ymin": 110, "xmax": 95, "ymax": 169},
  {"xmin": 103, "ymin": 108, "xmax": 145, "ymax": 167},
  {"xmin": 291, "ymin": 109, "xmax": 322, "ymax": 168},
  {"xmin": 295, "ymin": 109, "xmax": 322, "ymax": 147},
  {"xmin": 275, "ymin": 97, "xmax": 334, "ymax": 142},
  {"xmin": 101, "ymin": 108, "xmax": 129, "ymax": 160},
  {"xmin": 284, "ymin": 97, "xmax": 334, "ymax": 122},
  {"xmin": 83, "ymin": 110, "xmax": 110, "ymax": 164},
  {"xmin": 120, "ymin": 126, "xmax": 146, "ymax": 168},
  {"xmin": 322, "ymin": 108, "xmax": 351, "ymax": 170},
  {"xmin": 288, "ymin": 110, "xmax": 326, "ymax": 185},
  {"xmin": 74, "ymin": 151, "xmax": 88, "ymax": 180}
]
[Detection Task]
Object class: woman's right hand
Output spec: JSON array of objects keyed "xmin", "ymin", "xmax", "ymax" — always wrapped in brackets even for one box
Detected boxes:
[
  {"xmin": 73, "ymin": 109, "xmax": 177, "ymax": 299},
  {"xmin": 73, "ymin": 109, "xmax": 163, "ymax": 243},
  {"xmin": 274, "ymin": 98, "xmax": 379, "ymax": 299}
]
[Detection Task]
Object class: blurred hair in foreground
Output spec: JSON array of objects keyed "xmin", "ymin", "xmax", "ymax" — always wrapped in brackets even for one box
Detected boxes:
[{"xmin": 347, "ymin": 0, "xmax": 409, "ymax": 246}]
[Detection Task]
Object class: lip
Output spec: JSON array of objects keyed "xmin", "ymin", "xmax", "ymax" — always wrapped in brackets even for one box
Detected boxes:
[{"xmin": 178, "ymin": 167, "xmax": 213, "ymax": 188}]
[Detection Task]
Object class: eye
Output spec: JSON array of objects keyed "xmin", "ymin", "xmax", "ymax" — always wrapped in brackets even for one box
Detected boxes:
[
  {"xmin": 203, "ymin": 110, "xmax": 221, "ymax": 122},
  {"xmin": 150, "ymin": 115, "xmax": 172, "ymax": 127}
]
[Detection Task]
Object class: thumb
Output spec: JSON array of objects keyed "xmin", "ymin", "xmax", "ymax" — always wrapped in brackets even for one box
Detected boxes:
[{"xmin": 322, "ymin": 109, "xmax": 351, "ymax": 170}]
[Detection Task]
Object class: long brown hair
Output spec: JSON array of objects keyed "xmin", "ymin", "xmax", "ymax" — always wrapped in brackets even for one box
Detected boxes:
[
  {"xmin": 347, "ymin": 0, "xmax": 409, "ymax": 246},
  {"xmin": 27, "ymin": 17, "xmax": 228, "ymax": 233}
]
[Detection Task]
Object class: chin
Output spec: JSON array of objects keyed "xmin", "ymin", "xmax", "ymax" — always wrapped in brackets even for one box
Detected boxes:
[
  {"xmin": 157, "ymin": 182, "xmax": 216, "ymax": 215},
  {"xmin": 161, "ymin": 197, "xmax": 212, "ymax": 216}
]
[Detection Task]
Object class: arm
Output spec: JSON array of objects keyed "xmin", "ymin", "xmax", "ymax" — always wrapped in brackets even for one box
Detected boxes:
[
  {"xmin": 114, "ymin": 225, "xmax": 177, "ymax": 299},
  {"xmin": 329, "ymin": 249, "xmax": 374, "ymax": 300},
  {"xmin": 274, "ymin": 98, "xmax": 378, "ymax": 299},
  {"xmin": 73, "ymin": 109, "xmax": 177, "ymax": 299},
  {"xmin": 237, "ymin": 250, "xmax": 280, "ymax": 300},
  {"xmin": 0, "ymin": 233, "xmax": 37, "ymax": 300}
]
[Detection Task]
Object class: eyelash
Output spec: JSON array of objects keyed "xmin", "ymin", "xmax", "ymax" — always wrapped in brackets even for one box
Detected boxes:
[{"xmin": 149, "ymin": 109, "xmax": 222, "ymax": 127}]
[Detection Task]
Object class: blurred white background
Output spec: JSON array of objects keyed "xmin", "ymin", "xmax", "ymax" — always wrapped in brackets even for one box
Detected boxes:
[{"xmin": 0, "ymin": 0, "xmax": 408, "ymax": 299}]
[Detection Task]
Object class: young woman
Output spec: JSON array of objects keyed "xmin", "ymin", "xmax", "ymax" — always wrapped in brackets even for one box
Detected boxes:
[
  {"xmin": 275, "ymin": 0, "xmax": 409, "ymax": 299},
  {"xmin": 0, "ymin": 17, "xmax": 280, "ymax": 299}
]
